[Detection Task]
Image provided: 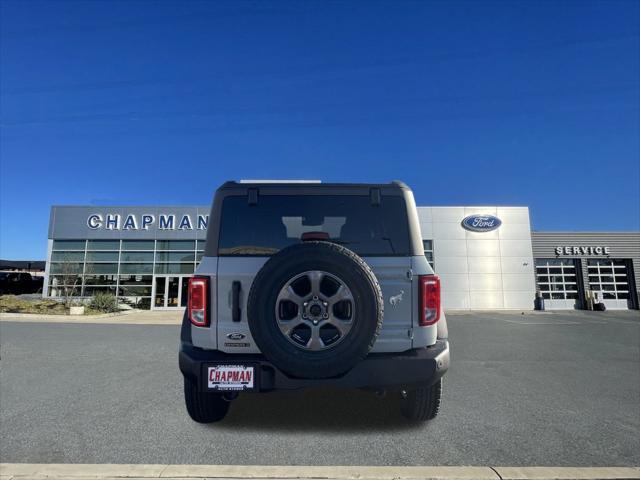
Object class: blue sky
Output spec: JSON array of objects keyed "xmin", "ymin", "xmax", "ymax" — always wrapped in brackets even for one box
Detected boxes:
[{"xmin": 1, "ymin": 0, "xmax": 638, "ymax": 260}]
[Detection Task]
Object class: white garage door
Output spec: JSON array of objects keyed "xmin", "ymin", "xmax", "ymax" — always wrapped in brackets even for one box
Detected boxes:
[
  {"xmin": 587, "ymin": 259, "xmax": 631, "ymax": 310},
  {"xmin": 536, "ymin": 258, "xmax": 580, "ymax": 310}
]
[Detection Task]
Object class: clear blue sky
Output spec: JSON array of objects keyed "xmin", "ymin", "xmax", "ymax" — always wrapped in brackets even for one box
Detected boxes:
[{"xmin": 1, "ymin": 0, "xmax": 639, "ymax": 260}]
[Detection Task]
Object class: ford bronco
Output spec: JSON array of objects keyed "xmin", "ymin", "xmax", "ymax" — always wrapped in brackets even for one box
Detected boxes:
[{"xmin": 179, "ymin": 180, "xmax": 449, "ymax": 423}]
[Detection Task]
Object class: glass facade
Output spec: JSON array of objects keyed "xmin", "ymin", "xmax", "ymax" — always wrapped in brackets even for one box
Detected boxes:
[
  {"xmin": 48, "ymin": 239, "xmax": 205, "ymax": 309},
  {"xmin": 423, "ymin": 240, "xmax": 435, "ymax": 270}
]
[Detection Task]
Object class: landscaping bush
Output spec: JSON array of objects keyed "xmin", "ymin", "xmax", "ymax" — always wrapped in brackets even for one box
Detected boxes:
[{"xmin": 89, "ymin": 293, "xmax": 119, "ymax": 313}]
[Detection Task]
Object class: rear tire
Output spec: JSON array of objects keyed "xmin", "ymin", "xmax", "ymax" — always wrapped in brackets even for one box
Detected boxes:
[
  {"xmin": 183, "ymin": 377, "xmax": 230, "ymax": 423},
  {"xmin": 401, "ymin": 379, "xmax": 442, "ymax": 422}
]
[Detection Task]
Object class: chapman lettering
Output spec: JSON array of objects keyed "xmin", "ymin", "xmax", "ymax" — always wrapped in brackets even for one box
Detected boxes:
[
  {"xmin": 105, "ymin": 214, "xmax": 120, "ymax": 230},
  {"xmin": 159, "ymin": 215, "xmax": 174, "ymax": 230},
  {"xmin": 178, "ymin": 215, "xmax": 193, "ymax": 230},
  {"xmin": 87, "ymin": 214, "xmax": 102, "ymax": 229},
  {"xmin": 141, "ymin": 214, "xmax": 154, "ymax": 229},
  {"xmin": 87, "ymin": 213, "xmax": 209, "ymax": 231},
  {"xmin": 210, "ymin": 369, "xmax": 253, "ymax": 383},
  {"xmin": 122, "ymin": 214, "xmax": 138, "ymax": 230}
]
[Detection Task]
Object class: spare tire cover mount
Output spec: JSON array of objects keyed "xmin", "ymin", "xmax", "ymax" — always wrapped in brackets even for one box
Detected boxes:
[
  {"xmin": 247, "ymin": 241, "xmax": 384, "ymax": 379},
  {"xmin": 275, "ymin": 270, "xmax": 355, "ymax": 351}
]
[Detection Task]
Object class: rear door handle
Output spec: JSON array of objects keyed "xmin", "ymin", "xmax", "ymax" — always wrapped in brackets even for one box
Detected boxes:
[{"xmin": 232, "ymin": 281, "xmax": 241, "ymax": 322}]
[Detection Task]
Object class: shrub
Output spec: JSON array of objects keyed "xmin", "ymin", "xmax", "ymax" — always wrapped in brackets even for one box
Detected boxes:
[
  {"xmin": 89, "ymin": 293, "xmax": 119, "ymax": 313},
  {"xmin": 0, "ymin": 295, "xmax": 67, "ymax": 314}
]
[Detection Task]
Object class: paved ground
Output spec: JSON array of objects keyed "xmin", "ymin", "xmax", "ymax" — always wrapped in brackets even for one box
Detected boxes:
[{"xmin": 0, "ymin": 311, "xmax": 638, "ymax": 466}]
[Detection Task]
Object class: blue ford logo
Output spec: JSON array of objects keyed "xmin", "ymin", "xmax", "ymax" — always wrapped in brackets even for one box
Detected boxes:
[{"xmin": 461, "ymin": 214, "xmax": 502, "ymax": 232}]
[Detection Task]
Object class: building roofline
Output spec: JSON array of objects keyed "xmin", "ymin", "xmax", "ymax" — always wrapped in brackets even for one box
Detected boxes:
[
  {"xmin": 50, "ymin": 205, "xmax": 210, "ymax": 208},
  {"xmin": 417, "ymin": 205, "xmax": 530, "ymax": 208},
  {"xmin": 531, "ymin": 230, "xmax": 640, "ymax": 234}
]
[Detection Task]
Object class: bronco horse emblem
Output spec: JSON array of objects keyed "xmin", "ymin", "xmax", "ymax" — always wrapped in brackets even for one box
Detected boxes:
[{"xmin": 389, "ymin": 290, "xmax": 404, "ymax": 307}]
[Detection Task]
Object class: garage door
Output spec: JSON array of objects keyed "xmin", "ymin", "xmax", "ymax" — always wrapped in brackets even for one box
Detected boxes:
[
  {"xmin": 536, "ymin": 258, "xmax": 580, "ymax": 309},
  {"xmin": 587, "ymin": 259, "xmax": 632, "ymax": 310}
]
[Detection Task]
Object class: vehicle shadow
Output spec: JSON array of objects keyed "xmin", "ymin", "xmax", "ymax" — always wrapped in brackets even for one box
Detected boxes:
[{"xmin": 214, "ymin": 388, "xmax": 424, "ymax": 432}]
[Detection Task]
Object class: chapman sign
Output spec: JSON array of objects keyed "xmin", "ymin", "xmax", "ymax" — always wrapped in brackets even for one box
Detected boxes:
[
  {"xmin": 555, "ymin": 246, "xmax": 611, "ymax": 256},
  {"xmin": 461, "ymin": 214, "xmax": 502, "ymax": 233},
  {"xmin": 87, "ymin": 213, "xmax": 209, "ymax": 231}
]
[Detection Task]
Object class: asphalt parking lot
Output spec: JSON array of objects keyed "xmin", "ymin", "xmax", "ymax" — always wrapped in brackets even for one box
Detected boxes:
[{"xmin": 1, "ymin": 310, "xmax": 638, "ymax": 466}]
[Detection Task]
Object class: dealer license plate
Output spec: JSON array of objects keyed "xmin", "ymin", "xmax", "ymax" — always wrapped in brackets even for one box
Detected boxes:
[{"xmin": 207, "ymin": 365, "xmax": 255, "ymax": 391}]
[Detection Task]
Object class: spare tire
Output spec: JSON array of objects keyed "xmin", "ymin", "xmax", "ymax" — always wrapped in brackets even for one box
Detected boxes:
[{"xmin": 247, "ymin": 241, "xmax": 383, "ymax": 379}]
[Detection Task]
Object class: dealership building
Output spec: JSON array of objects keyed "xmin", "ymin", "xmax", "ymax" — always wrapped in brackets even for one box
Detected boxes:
[{"xmin": 44, "ymin": 205, "xmax": 640, "ymax": 311}]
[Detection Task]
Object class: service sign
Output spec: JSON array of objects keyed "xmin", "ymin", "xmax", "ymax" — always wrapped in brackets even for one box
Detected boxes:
[
  {"xmin": 461, "ymin": 214, "xmax": 502, "ymax": 232},
  {"xmin": 555, "ymin": 246, "xmax": 611, "ymax": 256}
]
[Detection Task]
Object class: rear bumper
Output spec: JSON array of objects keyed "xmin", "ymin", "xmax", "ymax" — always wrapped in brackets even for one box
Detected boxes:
[{"xmin": 179, "ymin": 340, "xmax": 449, "ymax": 392}]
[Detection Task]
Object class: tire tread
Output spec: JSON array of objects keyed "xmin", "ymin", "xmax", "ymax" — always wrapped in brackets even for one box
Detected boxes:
[
  {"xmin": 401, "ymin": 379, "xmax": 442, "ymax": 422},
  {"xmin": 184, "ymin": 377, "xmax": 230, "ymax": 423}
]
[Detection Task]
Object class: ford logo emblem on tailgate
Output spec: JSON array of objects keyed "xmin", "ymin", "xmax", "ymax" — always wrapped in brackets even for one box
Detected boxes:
[
  {"xmin": 461, "ymin": 214, "xmax": 502, "ymax": 232},
  {"xmin": 226, "ymin": 333, "xmax": 246, "ymax": 340}
]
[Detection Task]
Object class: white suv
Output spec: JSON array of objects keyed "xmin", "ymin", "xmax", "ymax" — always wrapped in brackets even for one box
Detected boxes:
[{"xmin": 179, "ymin": 181, "xmax": 449, "ymax": 423}]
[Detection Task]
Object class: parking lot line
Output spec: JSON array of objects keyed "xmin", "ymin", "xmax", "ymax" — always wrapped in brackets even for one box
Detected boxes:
[{"xmin": 498, "ymin": 319, "xmax": 581, "ymax": 325}]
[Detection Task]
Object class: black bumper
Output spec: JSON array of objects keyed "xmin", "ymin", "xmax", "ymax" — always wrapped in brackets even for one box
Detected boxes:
[{"xmin": 179, "ymin": 340, "xmax": 449, "ymax": 392}]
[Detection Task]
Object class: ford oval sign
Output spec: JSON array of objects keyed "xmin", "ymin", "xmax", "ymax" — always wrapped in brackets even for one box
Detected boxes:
[{"xmin": 461, "ymin": 214, "xmax": 502, "ymax": 232}]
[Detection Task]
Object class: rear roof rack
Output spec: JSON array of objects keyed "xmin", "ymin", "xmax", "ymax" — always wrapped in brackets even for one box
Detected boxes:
[
  {"xmin": 216, "ymin": 180, "xmax": 411, "ymax": 195},
  {"xmin": 225, "ymin": 180, "xmax": 408, "ymax": 189},
  {"xmin": 216, "ymin": 180, "xmax": 411, "ymax": 197},
  {"xmin": 238, "ymin": 179, "xmax": 322, "ymax": 184}
]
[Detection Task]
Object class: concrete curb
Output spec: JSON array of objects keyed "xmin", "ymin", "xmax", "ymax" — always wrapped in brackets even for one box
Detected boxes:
[
  {"xmin": 495, "ymin": 467, "xmax": 640, "ymax": 479},
  {"xmin": 0, "ymin": 310, "xmax": 134, "ymax": 320},
  {"xmin": 1, "ymin": 464, "xmax": 638, "ymax": 480},
  {"xmin": 0, "ymin": 311, "xmax": 182, "ymax": 325}
]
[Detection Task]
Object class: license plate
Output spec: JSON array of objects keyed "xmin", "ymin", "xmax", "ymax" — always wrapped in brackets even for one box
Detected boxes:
[{"xmin": 207, "ymin": 365, "xmax": 255, "ymax": 391}]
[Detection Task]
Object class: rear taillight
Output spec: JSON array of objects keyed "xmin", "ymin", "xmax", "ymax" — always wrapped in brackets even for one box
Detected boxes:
[
  {"xmin": 188, "ymin": 276, "xmax": 208, "ymax": 327},
  {"xmin": 419, "ymin": 275, "xmax": 441, "ymax": 326}
]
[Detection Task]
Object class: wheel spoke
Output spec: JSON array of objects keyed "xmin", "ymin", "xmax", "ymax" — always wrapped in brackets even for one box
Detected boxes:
[
  {"xmin": 279, "ymin": 285, "xmax": 303, "ymax": 304},
  {"xmin": 330, "ymin": 284, "xmax": 353, "ymax": 303},
  {"xmin": 278, "ymin": 319, "xmax": 304, "ymax": 336},
  {"xmin": 306, "ymin": 326, "xmax": 325, "ymax": 350},
  {"xmin": 323, "ymin": 314, "xmax": 351, "ymax": 335},
  {"xmin": 307, "ymin": 271, "xmax": 324, "ymax": 297}
]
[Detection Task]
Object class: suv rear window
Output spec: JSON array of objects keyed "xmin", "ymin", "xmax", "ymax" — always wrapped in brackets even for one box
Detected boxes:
[{"xmin": 218, "ymin": 195, "xmax": 411, "ymax": 256}]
